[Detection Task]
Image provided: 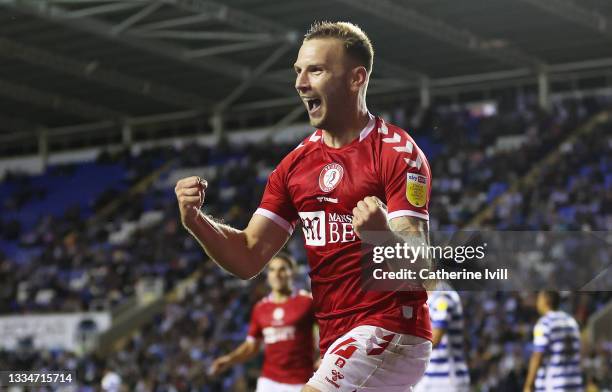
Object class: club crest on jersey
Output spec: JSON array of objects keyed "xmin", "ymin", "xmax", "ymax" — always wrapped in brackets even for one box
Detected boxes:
[
  {"xmin": 272, "ymin": 307, "xmax": 285, "ymax": 321},
  {"xmin": 406, "ymin": 173, "xmax": 428, "ymax": 208},
  {"xmin": 319, "ymin": 163, "xmax": 344, "ymax": 193}
]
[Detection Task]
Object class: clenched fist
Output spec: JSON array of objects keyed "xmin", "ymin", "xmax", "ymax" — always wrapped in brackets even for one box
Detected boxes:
[
  {"xmin": 175, "ymin": 176, "xmax": 207, "ymax": 227},
  {"xmin": 352, "ymin": 196, "xmax": 390, "ymax": 244}
]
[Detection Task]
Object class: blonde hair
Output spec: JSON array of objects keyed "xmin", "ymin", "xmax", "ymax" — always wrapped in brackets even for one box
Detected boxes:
[{"xmin": 304, "ymin": 21, "xmax": 374, "ymax": 73}]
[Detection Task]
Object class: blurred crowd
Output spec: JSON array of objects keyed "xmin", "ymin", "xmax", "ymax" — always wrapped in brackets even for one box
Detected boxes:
[
  {"xmin": 0, "ymin": 93, "xmax": 611, "ymax": 391},
  {"xmin": 0, "ymin": 146, "xmax": 241, "ymax": 313}
]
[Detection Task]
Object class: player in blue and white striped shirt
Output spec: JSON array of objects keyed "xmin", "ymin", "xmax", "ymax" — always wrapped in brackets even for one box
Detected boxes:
[
  {"xmin": 415, "ymin": 286, "xmax": 470, "ymax": 392},
  {"xmin": 523, "ymin": 291, "xmax": 584, "ymax": 392}
]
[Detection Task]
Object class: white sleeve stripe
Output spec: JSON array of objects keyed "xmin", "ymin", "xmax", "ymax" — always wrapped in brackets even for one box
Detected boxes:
[
  {"xmin": 246, "ymin": 336, "xmax": 257, "ymax": 342},
  {"xmin": 387, "ymin": 210, "xmax": 429, "ymax": 221},
  {"xmin": 255, "ymin": 208, "xmax": 295, "ymax": 234}
]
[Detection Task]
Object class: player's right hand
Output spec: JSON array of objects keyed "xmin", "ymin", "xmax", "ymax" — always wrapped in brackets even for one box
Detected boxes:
[
  {"xmin": 209, "ymin": 355, "xmax": 232, "ymax": 376},
  {"xmin": 175, "ymin": 176, "xmax": 207, "ymax": 227}
]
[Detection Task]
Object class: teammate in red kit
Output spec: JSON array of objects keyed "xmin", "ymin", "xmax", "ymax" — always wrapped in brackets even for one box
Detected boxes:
[
  {"xmin": 209, "ymin": 253, "xmax": 316, "ymax": 391},
  {"xmin": 176, "ymin": 21, "xmax": 433, "ymax": 391}
]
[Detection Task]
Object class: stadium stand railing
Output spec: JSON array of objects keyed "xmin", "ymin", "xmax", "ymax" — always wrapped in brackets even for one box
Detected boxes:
[
  {"xmin": 586, "ymin": 299, "xmax": 612, "ymax": 345},
  {"xmin": 97, "ymin": 269, "xmax": 204, "ymax": 357}
]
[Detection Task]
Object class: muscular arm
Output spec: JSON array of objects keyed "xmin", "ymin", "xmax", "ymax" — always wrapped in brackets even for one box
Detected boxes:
[
  {"xmin": 176, "ymin": 176, "xmax": 290, "ymax": 279},
  {"xmin": 389, "ymin": 215, "xmax": 431, "ymax": 269},
  {"xmin": 388, "ymin": 215, "xmax": 429, "ymax": 243},
  {"xmin": 187, "ymin": 213, "xmax": 290, "ymax": 279},
  {"xmin": 388, "ymin": 215, "xmax": 433, "ymax": 287},
  {"xmin": 352, "ymin": 197, "xmax": 432, "ymax": 284},
  {"xmin": 523, "ymin": 351, "xmax": 543, "ymax": 392}
]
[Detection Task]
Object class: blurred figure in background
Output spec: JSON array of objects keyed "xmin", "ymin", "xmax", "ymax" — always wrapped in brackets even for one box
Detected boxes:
[
  {"xmin": 523, "ymin": 291, "xmax": 584, "ymax": 392},
  {"xmin": 415, "ymin": 283, "xmax": 470, "ymax": 392},
  {"xmin": 210, "ymin": 253, "xmax": 316, "ymax": 392}
]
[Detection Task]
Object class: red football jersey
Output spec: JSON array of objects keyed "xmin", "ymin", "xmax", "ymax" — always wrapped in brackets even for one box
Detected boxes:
[
  {"xmin": 256, "ymin": 115, "xmax": 433, "ymax": 354},
  {"xmin": 247, "ymin": 291, "xmax": 315, "ymax": 384}
]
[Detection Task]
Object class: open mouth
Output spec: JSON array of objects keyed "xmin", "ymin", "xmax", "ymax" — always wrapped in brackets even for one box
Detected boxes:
[{"xmin": 305, "ymin": 98, "xmax": 322, "ymax": 114}]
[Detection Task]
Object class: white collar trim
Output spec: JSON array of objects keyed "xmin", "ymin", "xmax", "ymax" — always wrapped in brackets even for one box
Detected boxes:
[{"xmin": 358, "ymin": 113, "xmax": 376, "ymax": 142}]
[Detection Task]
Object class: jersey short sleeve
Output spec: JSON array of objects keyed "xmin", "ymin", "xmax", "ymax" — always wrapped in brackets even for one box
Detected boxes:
[
  {"xmin": 247, "ymin": 305, "xmax": 263, "ymax": 342},
  {"xmin": 430, "ymin": 294, "xmax": 451, "ymax": 329},
  {"xmin": 533, "ymin": 319, "xmax": 550, "ymax": 352},
  {"xmin": 256, "ymin": 161, "xmax": 299, "ymax": 234},
  {"xmin": 381, "ymin": 129, "xmax": 431, "ymax": 222}
]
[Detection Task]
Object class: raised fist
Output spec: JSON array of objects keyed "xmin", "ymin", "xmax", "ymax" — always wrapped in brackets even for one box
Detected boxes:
[
  {"xmin": 175, "ymin": 176, "xmax": 207, "ymax": 227},
  {"xmin": 352, "ymin": 196, "xmax": 390, "ymax": 244}
]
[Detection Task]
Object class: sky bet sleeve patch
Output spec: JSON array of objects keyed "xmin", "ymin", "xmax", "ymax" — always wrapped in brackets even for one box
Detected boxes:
[{"xmin": 406, "ymin": 173, "xmax": 428, "ymax": 208}]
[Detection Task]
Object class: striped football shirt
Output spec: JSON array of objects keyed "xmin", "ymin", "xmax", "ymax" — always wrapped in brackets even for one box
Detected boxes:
[
  {"xmin": 416, "ymin": 290, "xmax": 469, "ymax": 391},
  {"xmin": 533, "ymin": 310, "xmax": 583, "ymax": 392}
]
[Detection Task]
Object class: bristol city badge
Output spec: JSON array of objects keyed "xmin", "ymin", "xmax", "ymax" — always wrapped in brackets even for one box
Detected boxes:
[
  {"xmin": 318, "ymin": 163, "xmax": 344, "ymax": 193},
  {"xmin": 272, "ymin": 307, "xmax": 285, "ymax": 321}
]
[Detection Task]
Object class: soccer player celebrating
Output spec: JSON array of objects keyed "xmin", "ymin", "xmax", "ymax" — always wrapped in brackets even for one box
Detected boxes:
[
  {"xmin": 415, "ymin": 286, "xmax": 470, "ymax": 392},
  {"xmin": 176, "ymin": 21, "xmax": 433, "ymax": 391},
  {"xmin": 523, "ymin": 291, "xmax": 584, "ymax": 392},
  {"xmin": 209, "ymin": 253, "xmax": 316, "ymax": 392}
]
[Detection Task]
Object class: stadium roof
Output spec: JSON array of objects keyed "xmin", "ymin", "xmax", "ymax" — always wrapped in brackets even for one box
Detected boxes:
[{"xmin": 1, "ymin": 0, "xmax": 612, "ymax": 154}]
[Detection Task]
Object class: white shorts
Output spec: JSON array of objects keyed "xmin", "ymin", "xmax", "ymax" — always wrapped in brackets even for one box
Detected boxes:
[
  {"xmin": 414, "ymin": 377, "xmax": 470, "ymax": 392},
  {"xmin": 255, "ymin": 377, "xmax": 305, "ymax": 392},
  {"xmin": 307, "ymin": 325, "xmax": 432, "ymax": 392}
]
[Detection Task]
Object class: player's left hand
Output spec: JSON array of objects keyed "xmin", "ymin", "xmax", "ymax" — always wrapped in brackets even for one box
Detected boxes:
[{"xmin": 352, "ymin": 196, "xmax": 390, "ymax": 243}]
